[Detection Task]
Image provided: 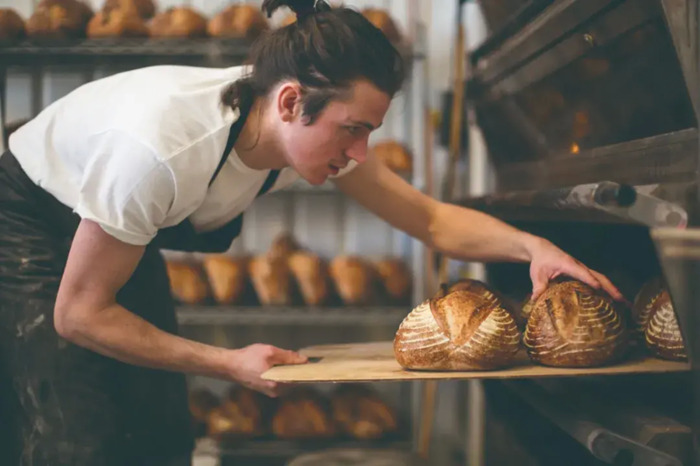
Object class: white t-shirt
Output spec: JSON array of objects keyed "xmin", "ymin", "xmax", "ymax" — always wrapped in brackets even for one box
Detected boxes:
[{"xmin": 9, "ymin": 65, "xmax": 355, "ymax": 246}]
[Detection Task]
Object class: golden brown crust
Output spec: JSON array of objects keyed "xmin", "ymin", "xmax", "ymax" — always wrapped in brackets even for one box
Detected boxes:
[
  {"xmin": 361, "ymin": 8, "xmax": 401, "ymax": 43},
  {"xmin": 272, "ymin": 388, "xmax": 335, "ymax": 439},
  {"xmin": 248, "ymin": 255, "xmax": 292, "ymax": 305},
  {"xmin": 288, "ymin": 251, "xmax": 330, "ymax": 306},
  {"xmin": 27, "ymin": 0, "xmax": 93, "ymax": 39},
  {"xmin": 523, "ymin": 280, "xmax": 627, "ymax": 367},
  {"xmin": 329, "ymin": 255, "xmax": 375, "ymax": 305},
  {"xmin": 165, "ymin": 261, "xmax": 209, "ymax": 305},
  {"xmin": 207, "ymin": 4, "xmax": 269, "ymax": 39},
  {"xmin": 0, "ymin": 9, "xmax": 25, "ymax": 40},
  {"xmin": 103, "ymin": 0, "xmax": 155, "ymax": 19},
  {"xmin": 644, "ymin": 289, "xmax": 687, "ymax": 361},
  {"xmin": 189, "ymin": 388, "xmax": 220, "ymax": 423},
  {"xmin": 149, "ymin": 7, "xmax": 207, "ymax": 38},
  {"xmin": 371, "ymin": 140, "xmax": 412, "ymax": 173},
  {"xmin": 631, "ymin": 276, "xmax": 664, "ymax": 339},
  {"xmin": 87, "ymin": 6, "xmax": 148, "ymax": 38},
  {"xmin": 207, "ymin": 386, "xmax": 265, "ymax": 438},
  {"xmin": 331, "ymin": 385, "xmax": 397, "ymax": 440},
  {"xmin": 394, "ymin": 287, "xmax": 521, "ymax": 371},
  {"xmin": 375, "ymin": 258, "xmax": 412, "ymax": 303},
  {"xmin": 202, "ymin": 255, "xmax": 250, "ymax": 305}
]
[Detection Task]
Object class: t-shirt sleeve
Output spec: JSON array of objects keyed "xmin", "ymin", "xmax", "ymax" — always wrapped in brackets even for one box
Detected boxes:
[{"xmin": 74, "ymin": 130, "xmax": 175, "ymax": 246}]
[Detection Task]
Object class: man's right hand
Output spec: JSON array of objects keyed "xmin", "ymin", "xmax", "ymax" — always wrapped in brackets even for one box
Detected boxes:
[{"xmin": 228, "ymin": 344, "xmax": 307, "ymax": 397}]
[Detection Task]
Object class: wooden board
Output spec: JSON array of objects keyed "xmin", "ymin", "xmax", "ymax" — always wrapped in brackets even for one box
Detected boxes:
[{"xmin": 262, "ymin": 341, "xmax": 690, "ymax": 383}]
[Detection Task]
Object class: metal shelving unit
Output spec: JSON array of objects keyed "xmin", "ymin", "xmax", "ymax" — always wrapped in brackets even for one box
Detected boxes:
[{"xmin": 176, "ymin": 305, "xmax": 409, "ymax": 326}]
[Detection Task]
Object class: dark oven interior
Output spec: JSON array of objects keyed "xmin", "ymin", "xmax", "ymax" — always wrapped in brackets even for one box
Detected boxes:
[{"xmin": 466, "ymin": 0, "xmax": 699, "ymax": 464}]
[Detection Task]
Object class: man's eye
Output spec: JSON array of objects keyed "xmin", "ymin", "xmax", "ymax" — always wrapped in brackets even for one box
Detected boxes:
[{"xmin": 346, "ymin": 126, "xmax": 361, "ymax": 135}]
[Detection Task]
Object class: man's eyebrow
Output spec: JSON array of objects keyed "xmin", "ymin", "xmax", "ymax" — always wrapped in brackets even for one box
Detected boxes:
[{"xmin": 349, "ymin": 120, "xmax": 382, "ymax": 130}]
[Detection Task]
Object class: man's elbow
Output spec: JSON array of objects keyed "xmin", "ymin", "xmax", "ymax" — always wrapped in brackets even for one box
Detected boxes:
[{"xmin": 54, "ymin": 302, "xmax": 88, "ymax": 342}]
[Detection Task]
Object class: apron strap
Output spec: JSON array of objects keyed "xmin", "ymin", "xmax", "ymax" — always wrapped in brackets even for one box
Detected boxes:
[
  {"xmin": 209, "ymin": 97, "xmax": 254, "ymax": 187},
  {"xmin": 256, "ymin": 169, "xmax": 281, "ymax": 197}
]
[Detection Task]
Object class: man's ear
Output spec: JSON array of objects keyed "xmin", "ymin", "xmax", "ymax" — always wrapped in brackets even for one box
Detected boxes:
[{"xmin": 277, "ymin": 82, "xmax": 303, "ymax": 123}]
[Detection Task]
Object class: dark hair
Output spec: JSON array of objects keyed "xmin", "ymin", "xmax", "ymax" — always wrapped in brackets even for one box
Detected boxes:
[{"xmin": 222, "ymin": 0, "xmax": 405, "ymax": 125}]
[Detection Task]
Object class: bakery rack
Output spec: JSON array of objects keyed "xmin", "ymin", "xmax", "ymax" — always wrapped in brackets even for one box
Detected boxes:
[
  {"xmin": 0, "ymin": 3, "xmax": 431, "ymax": 464},
  {"xmin": 442, "ymin": 0, "xmax": 700, "ymax": 464}
]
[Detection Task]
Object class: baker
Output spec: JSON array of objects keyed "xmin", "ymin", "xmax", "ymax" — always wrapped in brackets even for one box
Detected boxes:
[{"xmin": 0, "ymin": 0, "xmax": 624, "ymax": 464}]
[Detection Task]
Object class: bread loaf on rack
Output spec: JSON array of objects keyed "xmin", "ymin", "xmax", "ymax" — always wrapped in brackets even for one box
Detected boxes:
[
  {"xmin": 87, "ymin": 4, "xmax": 148, "ymax": 38},
  {"xmin": 202, "ymin": 255, "xmax": 249, "ymax": 305},
  {"xmin": 394, "ymin": 285, "xmax": 521, "ymax": 370},
  {"xmin": 27, "ymin": 0, "xmax": 93, "ymax": 39},
  {"xmin": 523, "ymin": 280, "xmax": 627, "ymax": 367},
  {"xmin": 189, "ymin": 388, "xmax": 220, "ymax": 424},
  {"xmin": 149, "ymin": 7, "xmax": 207, "ymax": 38},
  {"xmin": 249, "ymin": 255, "xmax": 293, "ymax": 305},
  {"xmin": 272, "ymin": 388, "xmax": 335, "ymax": 439},
  {"xmin": 0, "ymin": 9, "xmax": 25, "ymax": 40},
  {"xmin": 631, "ymin": 276, "xmax": 665, "ymax": 341},
  {"xmin": 103, "ymin": 0, "xmax": 155, "ymax": 20},
  {"xmin": 331, "ymin": 385, "xmax": 397, "ymax": 440},
  {"xmin": 329, "ymin": 255, "xmax": 375, "ymax": 305},
  {"xmin": 165, "ymin": 261, "xmax": 209, "ymax": 305},
  {"xmin": 361, "ymin": 8, "xmax": 401, "ymax": 43},
  {"xmin": 371, "ymin": 141, "xmax": 412, "ymax": 174},
  {"xmin": 644, "ymin": 289, "xmax": 687, "ymax": 361},
  {"xmin": 288, "ymin": 251, "xmax": 330, "ymax": 306},
  {"xmin": 207, "ymin": 4, "xmax": 269, "ymax": 39},
  {"xmin": 375, "ymin": 258, "xmax": 412, "ymax": 303},
  {"xmin": 207, "ymin": 386, "xmax": 265, "ymax": 438}
]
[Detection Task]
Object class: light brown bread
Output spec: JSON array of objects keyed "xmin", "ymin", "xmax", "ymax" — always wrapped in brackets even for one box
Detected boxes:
[
  {"xmin": 524, "ymin": 280, "xmax": 627, "ymax": 367},
  {"xmin": 249, "ymin": 255, "xmax": 292, "ymax": 305},
  {"xmin": 165, "ymin": 261, "xmax": 209, "ymax": 305},
  {"xmin": 331, "ymin": 385, "xmax": 397, "ymax": 440},
  {"xmin": 206, "ymin": 386, "xmax": 265, "ymax": 438},
  {"xmin": 0, "ymin": 9, "xmax": 25, "ymax": 40},
  {"xmin": 375, "ymin": 258, "xmax": 412, "ymax": 303},
  {"xmin": 394, "ymin": 288, "xmax": 521, "ymax": 370},
  {"xmin": 103, "ymin": 0, "xmax": 155, "ymax": 19},
  {"xmin": 149, "ymin": 7, "xmax": 207, "ymax": 38},
  {"xmin": 288, "ymin": 251, "xmax": 330, "ymax": 306},
  {"xmin": 645, "ymin": 289, "xmax": 687, "ymax": 361},
  {"xmin": 329, "ymin": 255, "xmax": 375, "ymax": 305},
  {"xmin": 207, "ymin": 4, "xmax": 269, "ymax": 39},
  {"xmin": 371, "ymin": 140, "xmax": 412, "ymax": 174},
  {"xmin": 87, "ymin": 5, "xmax": 148, "ymax": 38},
  {"xmin": 272, "ymin": 388, "xmax": 335, "ymax": 439},
  {"xmin": 27, "ymin": 0, "xmax": 93, "ymax": 39},
  {"xmin": 631, "ymin": 276, "xmax": 664, "ymax": 340},
  {"xmin": 202, "ymin": 255, "xmax": 249, "ymax": 305}
]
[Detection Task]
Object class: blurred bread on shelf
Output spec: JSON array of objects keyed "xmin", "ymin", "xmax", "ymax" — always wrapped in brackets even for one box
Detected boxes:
[
  {"xmin": 103, "ymin": 0, "xmax": 155, "ymax": 20},
  {"xmin": 371, "ymin": 141, "xmax": 412, "ymax": 174},
  {"xmin": 249, "ymin": 254, "xmax": 293, "ymax": 305},
  {"xmin": 331, "ymin": 384, "xmax": 397, "ymax": 440},
  {"xmin": 207, "ymin": 386, "xmax": 266, "ymax": 438},
  {"xmin": 149, "ymin": 7, "xmax": 207, "ymax": 38},
  {"xmin": 288, "ymin": 250, "xmax": 331, "ymax": 306},
  {"xmin": 374, "ymin": 258, "xmax": 411, "ymax": 304},
  {"xmin": 643, "ymin": 288, "xmax": 687, "ymax": 361},
  {"xmin": 165, "ymin": 261, "xmax": 209, "ymax": 305},
  {"xmin": 0, "ymin": 9, "xmax": 25, "ymax": 40},
  {"xmin": 329, "ymin": 255, "xmax": 376, "ymax": 305},
  {"xmin": 272, "ymin": 388, "xmax": 335, "ymax": 439},
  {"xmin": 207, "ymin": 3, "xmax": 269, "ymax": 39},
  {"xmin": 202, "ymin": 255, "xmax": 250, "ymax": 305},
  {"xmin": 361, "ymin": 8, "xmax": 401, "ymax": 44},
  {"xmin": 87, "ymin": 3, "xmax": 148, "ymax": 38},
  {"xmin": 27, "ymin": 0, "xmax": 94, "ymax": 39}
]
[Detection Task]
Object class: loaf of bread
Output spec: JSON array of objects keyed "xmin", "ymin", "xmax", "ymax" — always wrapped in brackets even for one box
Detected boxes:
[
  {"xmin": 27, "ymin": 0, "xmax": 93, "ymax": 39},
  {"xmin": 438, "ymin": 278, "xmax": 522, "ymax": 327},
  {"xmin": 329, "ymin": 255, "xmax": 375, "ymax": 305},
  {"xmin": 189, "ymin": 388, "xmax": 220, "ymax": 424},
  {"xmin": 149, "ymin": 7, "xmax": 207, "ymax": 38},
  {"xmin": 361, "ymin": 8, "xmax": 401, "ymax": 43},
  {"xmin": 87, "ymin": 5, "xmax": 148, "ymax": 38},
  {"xmin": 631, "ymin": 276, "xmax": 665, "ymax": 341},
  {"xmin": 165, "ymin": 261, "xmax": 209, "ymax": 305},
  {"xmin": 371, "ymin": 141, "xmax": 412, "ymax": 174},
  {"xmin": 394, "ymin": 287, "xmax": 520, "ymax": 370},
  {"xmin": 272, "ymin": 388, "xmax": 335, "ymax": 439},
  {"xmin": 249, "ymin": 255, "xmax": 293, "ymax": 305},
  {"xmin": 331, "ymin": 385, "xmax": 397, "ymax": 440},
  {"xmin": 269, "ymin": 232, "xmax": 300, "ymax": 259},
  {"xmin": 644, "ymin": 289, "xmax": 687, "ymax": 361},
  {"xmin": 375, "ymin": 258, "xmax": 412, "ymax": 303},
  {"xmin": 523, "ymin": 280, "xmax": 627, "ymax": 367},
  {"xmin": 202, "ymin": 255, "xmax": 249, "ymax": 305},
  {"xmin": 207, "ymin": 4, "xmax": 269, "ymax": 39},
  {"xmin": 207, "ymin": 386, "xmax": 265, "ymax": 438},
  {"xmin": 0, "ymin": 9, "xmax": 25, "ymax": 40},
  {"xmin": 103, "ymin": 0, "xmax": 155, "ymax": 19},
  {"xmin": 288, "ymin": 251, "xmax": 330, "ymax": 306}
]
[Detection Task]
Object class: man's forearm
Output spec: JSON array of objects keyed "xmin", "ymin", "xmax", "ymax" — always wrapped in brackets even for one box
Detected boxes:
[
  {"xmin": 428, "ymin": 202, "xmax": 544, "ymax": 263},
  {"xmin": 57, "ymin": 303, "xmax": 232, "ymax": 379}
]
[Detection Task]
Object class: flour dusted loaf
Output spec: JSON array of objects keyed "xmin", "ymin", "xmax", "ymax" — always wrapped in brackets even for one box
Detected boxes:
[
  {"xmin": 643, "ymin": 288, "xmax": 687, "ymax": 361},
  {"xmin": 149, "ymin": 7, "xmax": 207, "ymax": 38},
  {"xmin": 394, "ymin": 280, "xmax": 520, "ymax": 370},
  {"xmin": 524, "ymin": 280, "xmax": 627, "ymax": 367}
]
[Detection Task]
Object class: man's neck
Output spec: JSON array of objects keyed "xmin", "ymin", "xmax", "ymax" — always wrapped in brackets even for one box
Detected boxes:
[{"xmin": 233, "ymin": 98, "xmax": 288, "ymax": 170}]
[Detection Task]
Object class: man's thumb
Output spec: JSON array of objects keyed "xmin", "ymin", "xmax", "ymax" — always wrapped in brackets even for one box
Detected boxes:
[{"xmin": 270, "ymin": 348, "xmax": 307, "ymax": 365}]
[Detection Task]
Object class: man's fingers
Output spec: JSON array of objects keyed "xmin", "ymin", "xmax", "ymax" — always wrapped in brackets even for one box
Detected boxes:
[{"xmin": 589, "ymin": 269, "xmax": 625, "ymax": 302}]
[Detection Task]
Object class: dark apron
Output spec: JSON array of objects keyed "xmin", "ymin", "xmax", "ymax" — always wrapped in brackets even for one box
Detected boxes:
[{"xmin": 0, "ymin": 98, "xmax": 279, "ymax": 465}]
